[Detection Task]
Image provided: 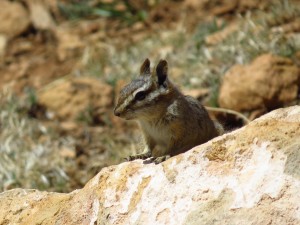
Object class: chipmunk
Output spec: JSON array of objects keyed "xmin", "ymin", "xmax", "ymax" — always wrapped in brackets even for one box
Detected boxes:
[{"xmin": 114, "ymin": 59, "xmax": 220, "ymax": 164}]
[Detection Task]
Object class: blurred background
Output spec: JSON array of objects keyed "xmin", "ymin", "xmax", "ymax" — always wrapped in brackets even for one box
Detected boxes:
[{"xmin": 0, "ymin": 0, "xmax": 299, "ymax": 193}]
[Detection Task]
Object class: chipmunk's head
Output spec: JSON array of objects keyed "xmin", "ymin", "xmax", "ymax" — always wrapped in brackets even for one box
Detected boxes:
[{"xmin": 114, "ymin": 58, "xmax": 174, "ymax": 120}]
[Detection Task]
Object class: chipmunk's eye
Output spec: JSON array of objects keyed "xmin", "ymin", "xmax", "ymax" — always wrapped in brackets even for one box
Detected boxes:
[{"xmin": 135, "ymin": 91, "xmax": 146, "ymax": 101}]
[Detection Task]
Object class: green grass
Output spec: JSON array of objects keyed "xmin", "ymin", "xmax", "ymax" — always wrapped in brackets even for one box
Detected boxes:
[{"xmin": 58, "ymin": 0, "xmax": 150, "ymax": 24}]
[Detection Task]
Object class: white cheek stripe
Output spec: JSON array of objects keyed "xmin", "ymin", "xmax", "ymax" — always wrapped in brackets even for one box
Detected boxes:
[
  {"xmin": 132, "ymin": 82, "xmax": 151, "ymax": 96},
  {"xmin": 135, "ymin": 86, "xmax": 169, "ymax": 108},
  {"xmin": 119, "ymin": 95, "xmax": 134, "ymax": 112},
  {"xmin": 118, "ymin": 81, "xmax": 152, "ymax": 111}
]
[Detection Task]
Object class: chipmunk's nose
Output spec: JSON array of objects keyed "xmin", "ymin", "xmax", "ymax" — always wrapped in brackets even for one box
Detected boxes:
[{"xmin": 114, "ymin": 108, "xmax": 121, "ymax": 117}]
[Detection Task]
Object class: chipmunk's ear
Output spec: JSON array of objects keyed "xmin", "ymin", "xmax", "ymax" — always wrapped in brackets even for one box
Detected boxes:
[
  {"xmin": 140, "ymin": 58, "xmax": 151, "ymax": 75},
  {"xmin": 156, "ymin": 59, "xmax": 168, "ymax": 86}
]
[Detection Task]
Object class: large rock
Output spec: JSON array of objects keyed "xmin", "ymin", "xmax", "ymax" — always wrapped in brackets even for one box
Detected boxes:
[
  {"xmin": 38, "ymin": 77, "xmax": 113, "ymax": 122},
  {"xmin": 219, "ymin": 54, "xmax": 300, "ymax": 112},
  {"xmin": 0, "ymin": 1, "xmax": 30, "ymax": 38},
  {"xmin": 0, "ymin": 106, "xmax": 300, "ymax": 224}
]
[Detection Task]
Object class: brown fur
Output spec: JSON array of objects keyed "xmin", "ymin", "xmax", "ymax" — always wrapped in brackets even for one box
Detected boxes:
[{"xmin": 114, "ymin": 59, "xmax": 219, "ymax": 163}]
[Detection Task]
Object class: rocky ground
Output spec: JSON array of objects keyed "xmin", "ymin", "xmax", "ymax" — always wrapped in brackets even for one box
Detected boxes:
[
  {"xmin": 1, "ymin": 106, "xmax": 299, "ymax": 224},
  {"xmin": 0, "ymin": 0, "xmax": 300, "ymax": 193}
]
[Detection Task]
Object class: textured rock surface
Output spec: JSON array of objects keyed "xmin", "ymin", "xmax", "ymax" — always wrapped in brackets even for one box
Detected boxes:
[
  {"xmin": 38, "ymin": 77, "xmax": 113, "ymax": 121},
  {"xmin": 219, "ymin": 54, "xmax": 300, "ymax": 112},
  {"xmin": 0, "ymin": 1, "xmax": 30, "ymax": 38},
  {"xmin": 0, "ymin": 106, "xmax": 300, "ymax": 225}
]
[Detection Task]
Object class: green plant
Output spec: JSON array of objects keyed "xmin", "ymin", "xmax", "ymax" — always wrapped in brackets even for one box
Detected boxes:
[
  {"xmin": 58, "ymin": 1, "xmax": 94, "ymax": 20},
  {"xmin": 58, "ymin": 0, "xmax": 150, "ymax": 24}
]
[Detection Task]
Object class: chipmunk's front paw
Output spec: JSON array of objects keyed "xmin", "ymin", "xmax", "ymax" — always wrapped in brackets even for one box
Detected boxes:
[
  {"xmin": 153, "ymin": 155, "xmax": 170, "ymax": 164},
  {"xmin": 125, "ymin": 152, "xmax": 152, "ymax": 161}
]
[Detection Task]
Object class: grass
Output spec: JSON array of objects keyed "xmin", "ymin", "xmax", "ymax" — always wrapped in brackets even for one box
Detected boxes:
[
  {"xmin": 58, "ymin": 0, "xmax": 151, "ymax": 24},
  {"xmin": 0, "ymin": 89, "xmax": 138, "ymax": 192},
  {"xmin": 0, "ymin": 91, "xmax": 75, "ymax": 192}
]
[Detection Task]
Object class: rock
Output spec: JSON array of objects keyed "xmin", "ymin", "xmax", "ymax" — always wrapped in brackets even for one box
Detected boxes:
[
  {"xmin": 38, "ymin": 77, "xmax": 113, "ymax": 122},
  {"xmin": 54, "ymin": 27, "xmax": 85, "ymax": 61},
  {"xmin": 219, "ymin": 54, "xmax": 300, "ymax": 113},
  {"xmin": 1, "ymin": 106, "xmax": 300, "ymax": 224},
  {"xmin": 26, "ymin": 0, "xmax": 55, "ymax": 30},
  {"xmin": 0, "ymin": 1, "xmax": 30, "ymax": 39},
  {"xmin": 0, "ymin": 35, "xmax": 8, "ymax": 56}
]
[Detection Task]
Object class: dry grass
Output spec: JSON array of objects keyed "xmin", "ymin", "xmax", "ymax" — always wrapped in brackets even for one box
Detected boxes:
[{"xmin": 0, "ymin": 90, "xmax": 75, "ymax": 192}]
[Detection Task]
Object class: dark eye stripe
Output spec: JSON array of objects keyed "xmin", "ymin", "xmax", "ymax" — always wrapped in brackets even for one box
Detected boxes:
[
  {"xmin": 133, "ymin": 82, "xmax": 156, "ymax": 101},
  {"xmin": 135, "ymin": 91, "xmax": 146, "ymax": 101}
]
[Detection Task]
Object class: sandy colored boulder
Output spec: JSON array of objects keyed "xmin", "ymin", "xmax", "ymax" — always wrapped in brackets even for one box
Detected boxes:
[
  {"xmin": 219, "ymin": 54, "xmax": 300, "ymax": 112},
  {"xmin": 0, "ymin": 106, "xmax": 300, "ymax": 224},
  {"xmin": 38, "ymin": 77, "xmax": 113, "ymax": 122},
  {"xmin": 26, "ymin": 0, "xmax": 55, "ymax": 30},
  {"xmin": 0, "ymin": 1, "xmax": 30, "ymax": 38}
]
